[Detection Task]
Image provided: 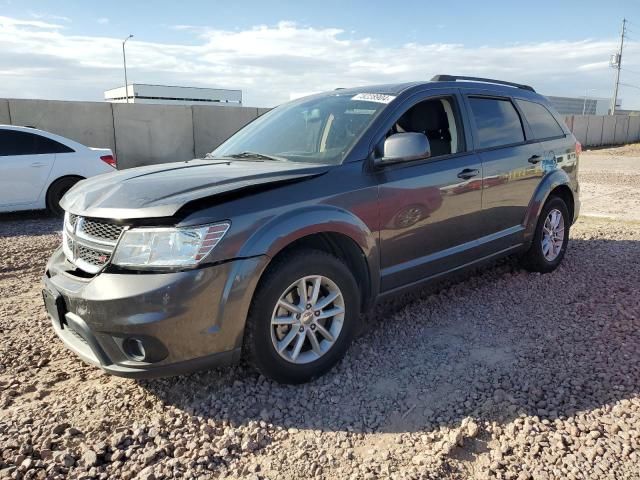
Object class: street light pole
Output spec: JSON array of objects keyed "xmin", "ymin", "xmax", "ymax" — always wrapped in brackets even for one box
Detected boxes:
[{"xmin": 122, "ymin": 34, "xmax": 134, "ymax": 104}]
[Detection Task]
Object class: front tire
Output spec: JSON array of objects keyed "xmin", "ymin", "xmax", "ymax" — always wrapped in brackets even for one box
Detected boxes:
[
  {"xmin": 46, "ymin": 177, "xmax": 82, "ymax": 217},
  {"xmin": 244, "ymin": 249, "xmax": 360, "ymax": 384},
  {"xmin": 521, "ymin": 196, "xmax": 570, "ymax": 273}
]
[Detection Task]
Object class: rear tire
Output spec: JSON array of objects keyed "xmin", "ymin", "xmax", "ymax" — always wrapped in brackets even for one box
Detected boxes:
[
  {"xmin": 46, "ymin": 177, "xmax": 82, "ymax": 217},
  {"xmin": 244, "ymin": 249, "xmax": 360, "ymax": 384},
  {"xmin": 520, "ymin": 196, "xmax": 570, "ymax": 273}
]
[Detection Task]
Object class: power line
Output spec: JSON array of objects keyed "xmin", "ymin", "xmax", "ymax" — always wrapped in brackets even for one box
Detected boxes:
[{"xmin": 619, "ymin": 82, "xmax": 640, "ymax": 90}]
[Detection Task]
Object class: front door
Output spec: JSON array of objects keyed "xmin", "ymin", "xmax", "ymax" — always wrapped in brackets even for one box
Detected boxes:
[
  {"xmin": 0, "ymin": 130, "xmax": 55, "ymax": 206},
  {"xmin": 375, "ymin": 93, "xmax": 484, "ymax": 292}
]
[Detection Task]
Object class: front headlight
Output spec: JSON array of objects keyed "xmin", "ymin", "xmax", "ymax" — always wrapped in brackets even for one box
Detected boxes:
[{"xmin": 112, "ymin": 222, "xmax": 230, "ymax": 269}]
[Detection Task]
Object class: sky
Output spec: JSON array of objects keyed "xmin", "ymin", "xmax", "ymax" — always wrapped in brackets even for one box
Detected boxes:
[{"xmin": 1, "ymin": 0, "xmax": 639, "ymax": 108}]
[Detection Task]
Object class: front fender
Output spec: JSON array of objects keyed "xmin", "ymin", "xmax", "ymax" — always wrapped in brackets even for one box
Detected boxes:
[
  {"xmin": 238, "ymin": 205, "xmax": 379, "ymax": 297},
  {"xmin": 522, "ymin": 169, "xmax": 574, "ymax": 243}
]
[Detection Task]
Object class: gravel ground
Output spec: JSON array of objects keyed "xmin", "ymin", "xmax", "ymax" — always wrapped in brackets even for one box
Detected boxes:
[
  {"xmin": 1, "ymin": 146, "xmax": 639, "ymax": 479},
  {"xmin": 580, "ymin": 143, "xmax": 640, "ymax": 222}
]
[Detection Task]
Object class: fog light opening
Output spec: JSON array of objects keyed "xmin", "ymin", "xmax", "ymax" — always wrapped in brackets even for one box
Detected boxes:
[{"xmin": 123, "ymin": 337, "xmax": 146, "ymax": 361}]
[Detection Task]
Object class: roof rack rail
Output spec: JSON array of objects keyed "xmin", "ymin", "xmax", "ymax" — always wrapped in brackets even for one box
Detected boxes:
[{"xmin": 430, "ymin": 75, "xmax": 535, "ymax": 92}]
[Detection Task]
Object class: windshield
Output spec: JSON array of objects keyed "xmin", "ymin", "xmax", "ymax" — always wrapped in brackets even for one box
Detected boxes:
[{"xmin": 211, "ymin": 93, "xmax": 393, "ymax": 165}]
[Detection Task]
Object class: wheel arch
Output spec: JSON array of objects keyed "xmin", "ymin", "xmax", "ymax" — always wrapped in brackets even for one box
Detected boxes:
[
  {"xmin": 240, "ymin": 206, "xmax": 380, "ymax": 312},
  {"xmin": 523, "ymin": 169, "xmax": 576, "ymax": 243}
]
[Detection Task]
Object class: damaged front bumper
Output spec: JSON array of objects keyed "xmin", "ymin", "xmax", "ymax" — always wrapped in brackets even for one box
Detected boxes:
[{"xmin": 42, "ymin": 247, "xmax": 269, "ymax": 378}]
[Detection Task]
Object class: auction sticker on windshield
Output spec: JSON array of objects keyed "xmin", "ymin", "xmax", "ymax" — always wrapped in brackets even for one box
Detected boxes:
[{"xmin": 351, "ymin": 93, "xmax": 396, "ymax": 104}]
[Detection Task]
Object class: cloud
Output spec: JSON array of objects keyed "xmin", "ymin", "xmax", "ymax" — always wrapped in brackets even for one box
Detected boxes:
[
  {"xmin": 97, "ymin": 17, "xmax": 109, "ymax": 25},
  {"xmin": 28, "ymin": 11, "xmax": 71, "ymax": 23},
  {"xmin": 0, "ymin": 16, "xmax": 638, "ymax": 108}
]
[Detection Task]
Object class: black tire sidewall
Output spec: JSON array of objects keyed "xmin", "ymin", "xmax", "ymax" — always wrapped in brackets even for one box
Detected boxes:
[
  {"xmin": 528, "ymin": 196, "xmax": 570, "ymax": 272},
  {"xmin": 46, "ymin": 177, "xmax": 80, "ymax": 216},
  {"xmin": 246, "ymin": 250, "xmax": 360, "ymax": 384}
]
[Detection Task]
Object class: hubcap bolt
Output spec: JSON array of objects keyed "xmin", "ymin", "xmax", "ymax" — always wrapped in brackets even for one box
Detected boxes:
[
  {"xmin": 314, "ymin": 311, "xmax": 320, "ymax": 316},
  {"xmin": 299, "ymin": 326, "xmax": 304, "ymax": 332},
  {"xmin": 296, "ymin": 313, "xmax": 301, "ymax": 319},
  {"xmin": 306, "ymin": 304, "xmax": 312, "ymax": 309},
  {"xmin": 311, "ymin": 324, "xmax": 316, "ymax": 330}
]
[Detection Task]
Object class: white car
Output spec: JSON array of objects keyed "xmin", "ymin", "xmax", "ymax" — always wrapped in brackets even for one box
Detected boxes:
[{"xmin": 0, "ymin": 125, "xmax": 116, "ymax": 215}]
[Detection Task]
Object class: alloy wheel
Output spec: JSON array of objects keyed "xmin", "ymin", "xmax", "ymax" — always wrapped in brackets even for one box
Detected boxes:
[
  {"xmin": 270, "ymin": 275, "xmax": 345, "ymax": 364},
  {"xmin": 541, "ymin": 208, "xmax": 565, "ymax": 261}
]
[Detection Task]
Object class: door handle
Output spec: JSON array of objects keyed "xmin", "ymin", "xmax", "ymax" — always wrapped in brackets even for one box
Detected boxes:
[
  {"xmin": 457, "ymin": 168, "xmax": 479, "ymax": 180},
  {"xmin": 30, "ymin": 162, "xmax": 48, "ymax": 167},
  {"xmin": 528, "ymin": 155, "xmax": 541, "ymax": 164}
]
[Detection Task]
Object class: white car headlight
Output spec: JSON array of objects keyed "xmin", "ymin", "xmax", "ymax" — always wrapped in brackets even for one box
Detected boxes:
[{"xmin": 112, "ymin": 222, "xmax": 230, "ymax": 269}]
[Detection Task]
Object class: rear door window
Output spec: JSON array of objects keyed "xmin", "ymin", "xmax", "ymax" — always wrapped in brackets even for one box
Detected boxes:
[
  {"xmin": 515, "ymin": 99, "xmax": 565, "ymax": 140},
  {"xmin": 468, "ymin": 97, "xmax": 525, "ymax": 149}
]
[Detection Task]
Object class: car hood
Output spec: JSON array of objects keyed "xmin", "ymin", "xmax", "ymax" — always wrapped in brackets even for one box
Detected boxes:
[{"xmin": 61, "ymin": 159, "xmax": 329, "ymax": 219}]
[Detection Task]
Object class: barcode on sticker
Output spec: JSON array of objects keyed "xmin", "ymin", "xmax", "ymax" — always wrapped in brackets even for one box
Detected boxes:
[{"xmin": 351, "ymin": 93, "xmax": 396, "ymax": 104}]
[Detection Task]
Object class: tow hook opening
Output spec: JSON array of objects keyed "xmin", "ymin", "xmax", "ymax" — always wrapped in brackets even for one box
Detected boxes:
[
  {"xmin": 123, "ymin": 337, "xmax": 147, "ymax": 361},
  {"xmin": 119, "ymin": 335, "xmax": 169, "ymax": 363}
]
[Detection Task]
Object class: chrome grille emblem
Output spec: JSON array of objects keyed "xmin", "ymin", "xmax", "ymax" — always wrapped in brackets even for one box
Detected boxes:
[{"xmin": 63, "ymin": 214, "xmax": 127, "ymax": 274}]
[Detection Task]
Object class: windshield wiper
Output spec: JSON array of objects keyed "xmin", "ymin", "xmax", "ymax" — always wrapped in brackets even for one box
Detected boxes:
[{"xmin": 226, "ymin": 151, "xmax": 288, "ymax": 162}]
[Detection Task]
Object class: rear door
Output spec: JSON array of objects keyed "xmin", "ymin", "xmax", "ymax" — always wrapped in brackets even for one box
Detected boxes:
[
  {"xmin": 0, "ymin": 130, "xmax": 66, "ymax": 206},
  {"xmin": 463, "ymin": 94, "xmax": 542, "ymax": 247},
  {"xmin": 373, "ymin": 90, "xmax": 485, "ymax": 292},
  {"xmin": 514, "ymin": 98, "xmax": 575, "ymax": 181}
]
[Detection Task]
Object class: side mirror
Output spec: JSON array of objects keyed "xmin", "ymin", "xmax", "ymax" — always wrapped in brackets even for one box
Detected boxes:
[{"xmin": 376, "ymin": 132, "xmax": 431, "ymax": 165}]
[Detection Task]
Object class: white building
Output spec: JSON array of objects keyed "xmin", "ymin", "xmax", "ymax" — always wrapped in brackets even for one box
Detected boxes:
[
  {"xmin": 104, "ymin": 84, "xmax": 242, "ymax": 106},
  {"xmin": 545, "ymin": 95, "xmax": 611, "ymax": 116}
]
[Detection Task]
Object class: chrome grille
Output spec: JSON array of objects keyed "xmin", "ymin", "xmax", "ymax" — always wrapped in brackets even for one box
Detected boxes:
[
  {"xmin": 79, "ymin": 220, "xmax": 125, "ymax": 243},
  {"xmin": 68, "ymin": 213, "xmax": 79, "ymax": 228},
  {"xmin": 77, "ymin": 244, "xmax": 112, "ymax": 267},
  {"xmin": 63, "ymin": 213, "xmax": 127, "ymax": 274}
]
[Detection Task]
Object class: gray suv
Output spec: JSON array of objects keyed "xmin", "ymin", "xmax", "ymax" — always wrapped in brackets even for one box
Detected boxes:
[{"xmin": 43, "ymin": 75, "xmax": 580, "ymax": 383}]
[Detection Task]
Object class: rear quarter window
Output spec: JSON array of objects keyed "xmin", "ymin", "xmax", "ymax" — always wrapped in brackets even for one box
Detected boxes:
[
  {"xmin": 515, "ymin": 99, "xmax": 565, "ymax": 140},
  {"xmin": 468, "ymin": 97, "xmax": 525, "ymax": 149}
]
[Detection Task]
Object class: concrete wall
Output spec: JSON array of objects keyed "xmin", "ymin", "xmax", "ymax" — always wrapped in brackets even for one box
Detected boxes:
[
  {"xmin": 113, "ymin": 104, "xmax": 194, "ymax": 167},
  {"xmin": 629, "ymin": 116, "xmax": 640, "ymax": 143},
  {"xmin": 8, "ymin": 99, "xmax": 116, "ymax": 154},
  {"xmin": 2, "ymin": 98, "xmax": 269, "ymax": 169},
  {"xmin": 570, "ymin": 116, "xmax": 588, "ymax": 145},
  {"xmin": 193, "ymin": 105, "xmax": 260, "ymax": 158},
  {"xmin": 563, "ymin": 114, "xmax": 640, "ymax": 147},
  {"xmin": 586, "ymin": 116, "xmax": 604, "ymax": 147},
  {"xmin": 0, "ymin": 100, "xmax": 10, "ymax": 124}
]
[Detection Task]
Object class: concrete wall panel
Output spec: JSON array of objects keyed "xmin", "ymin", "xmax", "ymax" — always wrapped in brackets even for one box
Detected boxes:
[
  {"xmin": 113, "ymin": 104, "xmax": 194, "ymax": 168},
  {"xmin": 257, "ymin": 108, "xmax": 272, "ymax": 117},
  {"xmin": 193, "ymin": 105, "xmax": 259, "ymax": 158},
  {"xmin": 601, "ymin": 116, "xmax": 616, "ymax": 145},
  {"xmin": 8, "ymin": 99, "xmax": 115, "ymax": 153},
  {"xmin": 0, "ymin": 99, "xmax": 10, "ymax": 124},
  {"xmin": 585, "ymin": 116, "xmax": 604, "ymax": 147},
  {"xmin": 563, "ymin": 116, "xmax": 573, "ymax": 131},
  {"xmin": 570, "ymin": 116, "xmax": 588, "ymax": 145},
  {"xmin": 628, "ymin": 116, "xmax": 640, "ymax": 143},
  {"xmin": 614, "ymin": 116, "xmax": 629, "ymax": 145}
]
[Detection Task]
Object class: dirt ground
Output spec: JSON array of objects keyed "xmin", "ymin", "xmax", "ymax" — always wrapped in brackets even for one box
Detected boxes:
[
  {"xmin": 0, "ymin": 145, "xmax": 639, "ymax": 480},
  {"xmin": 579, "ymin": 143, "xmax": 640, "ymax": 222}
]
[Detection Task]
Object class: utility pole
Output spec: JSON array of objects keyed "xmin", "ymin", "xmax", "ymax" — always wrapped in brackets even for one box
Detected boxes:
[
  {"xmin": 610, "ymin": 18, "xmax": 626, "ymax": 115},
  {"xmin": 122, "ymin": 34, "xmax": 134, "ymax": 104}
]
